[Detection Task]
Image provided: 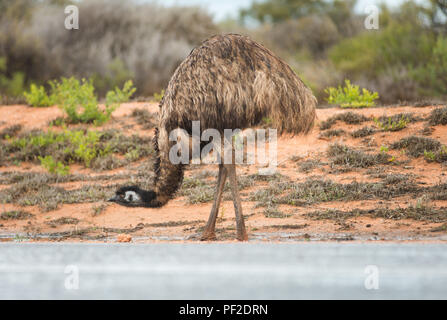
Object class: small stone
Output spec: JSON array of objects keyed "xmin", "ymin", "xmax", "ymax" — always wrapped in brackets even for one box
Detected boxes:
[{"xmin": 117, "ymin": 234, "xmax": 132, "ymax": 243}]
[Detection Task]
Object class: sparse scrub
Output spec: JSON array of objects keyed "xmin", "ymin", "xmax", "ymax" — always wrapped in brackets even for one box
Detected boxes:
[
  {"xmin": 328, "ymin": 143, "xmax": 390, "ymax": 168},
  {"xmin": 374, "ymin": 114, "xmax": 409, "ymax": 132},
  {"xmin": 4, "ymin": 128, "xmax": 153, "ymax": 171},
  {"xmin": 131, "ymin": 108, "xmax": 156, "ymax": 129},
  {"xmin": 325, "ymin": 80, "xmax": 379, "ymax": 108},
  {"xmin": 351, "ymin": 126, "xmax": 375, "ymax": 138},
  {"xmin": 0, "ymin": 210, "xmax": 33, "ymax": 220},
  {"xmin": 0, "ymin": 124, "xmax": 22, "ymax": 139},
  {"xmin": 278, "ymin": 177, "xmax": 420, "ymax": 206},
  {"xmin": 381, "ymin": 173, "xmax": 413, "ymax": 185},
  {"xmin": 319, "ymin": 129, "xmax": 345, "ymax": 138},
  {"xmin": 391, "ymin": 136, "xmax": 441, "ymax": 158},
  {"xmin": 428, "ymin": 107, "xmax": 447, "ymax": 126},
  {"xmin": 183, "ymin": 184, "xmax": 215, "ymax": 204},
  {"xmin": 319, "ymin": 111, "xmax": 368, "ymax": 130},
  {"xmin": 298, "ymin": 159, "xmax": 323, "ymax": 173},
  {"xmin": 263, "ymin": 204, "xmax": 290, "ymax": 218},
  {"xmin": 424, "ymin": 146, "xmax": 447, "ymax": 163},
  {"xmin": 46, "ymin": 217, "xmax": 79, "ymax": 227},
  {"xmin": 92, "ymin": 203, "xmax": 109, "ymax": 216},
  {"xmin": 306, "ymin": 205, "xmax": 447, "ymax": 223},
  {"xmin": 0, "ymin": 177, "xmax": 118, "ymax": 212}
]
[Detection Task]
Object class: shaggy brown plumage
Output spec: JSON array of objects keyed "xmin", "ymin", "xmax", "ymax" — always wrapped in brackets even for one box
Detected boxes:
[{"xmin": 110, "ymin": 33, "xmax": 317, "ymax": 240}]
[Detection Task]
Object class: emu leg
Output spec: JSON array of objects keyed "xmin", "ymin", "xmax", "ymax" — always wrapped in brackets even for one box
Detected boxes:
[
  {"xmin": 201, "ymin": 164, "xmax": 227, "ymax": 241},
  {"xmin": 226, "ymin": 164, "xmax": 248, "ymax": 241}
]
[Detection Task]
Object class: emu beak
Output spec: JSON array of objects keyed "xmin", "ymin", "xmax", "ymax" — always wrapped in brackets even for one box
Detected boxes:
[{"xmin": 108, "ymin": 195, "xmax": 119, "ymax": 202}]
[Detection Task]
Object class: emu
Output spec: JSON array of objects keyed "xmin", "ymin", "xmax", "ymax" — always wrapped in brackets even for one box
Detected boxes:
[{"xmin": 109, "ymin": 34, "xmax": 316, "ymax": 241}]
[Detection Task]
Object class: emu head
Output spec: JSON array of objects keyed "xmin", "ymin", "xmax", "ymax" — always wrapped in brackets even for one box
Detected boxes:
[{"xmin": 108, "ymin": 186, "xmax": 157, "ymax": 207}]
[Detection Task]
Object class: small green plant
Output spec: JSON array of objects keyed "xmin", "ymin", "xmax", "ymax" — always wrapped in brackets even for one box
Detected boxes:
[
  {"xmin": 379, "ymin": 145, "xmax": 389, "ymax": 153},
  {"xmin": 325, "ymin": 80, "xmax": 379, "ymax": 108},
  {"xmin": 374, "ymin": 115, "xmax": 409, "ymax": 131},
  {"xmin": 424, "ymin": 146, "xmax": 447, "ymax": 163},
  {"xmin": 153, "ymin": 89, "xmax": 165, "ymax": 102},
  {"xmin": 24, "ymin": 84, "xmax": 54, "ymax": 107},
  {"xmin": 424, "ymin": 150, "xmax": 436, "ymax": 161},
  {"xmin": 39, "ymin": 155, "xmax": 69, "ymax": 176}
]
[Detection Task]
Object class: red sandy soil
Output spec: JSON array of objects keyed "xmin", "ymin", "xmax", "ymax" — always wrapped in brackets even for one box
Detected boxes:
[{"xmin": 1, "ymin": 102, "xmax": 447, "ymax": 243}]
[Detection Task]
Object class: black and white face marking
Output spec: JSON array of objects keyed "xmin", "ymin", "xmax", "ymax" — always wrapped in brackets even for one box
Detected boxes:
[
  {"xmin": 108, "ymin": 186, "xmax": 157, "ymax": 207},
  {"xmin": 123, "ymin": 190, "xmax": 141, "ymax": 203}
]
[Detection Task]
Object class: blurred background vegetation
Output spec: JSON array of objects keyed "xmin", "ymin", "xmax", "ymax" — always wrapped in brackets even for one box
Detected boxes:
[{"xmin": 0, "ymin": 0, "xmax": 446, "ymax": 105}]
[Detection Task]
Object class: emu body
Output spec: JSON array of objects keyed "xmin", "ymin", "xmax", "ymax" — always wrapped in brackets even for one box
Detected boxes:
[{"xmin": 110, "ymin": 34, "xmax": 317, "ymax": 241}]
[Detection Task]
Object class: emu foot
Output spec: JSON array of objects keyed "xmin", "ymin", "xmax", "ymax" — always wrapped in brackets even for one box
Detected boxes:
[
  {"xmin": 200, "ymin": 231, "xmax": 217, "ymax": 241},
  {"xmin": 237, "ymin": 232, "xmax": 248, "ymax": 241}
]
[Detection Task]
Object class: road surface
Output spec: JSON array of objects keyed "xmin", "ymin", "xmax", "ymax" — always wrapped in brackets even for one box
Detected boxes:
[{"xmin": 0, "ymin": 243, "xmax": 446, "ymax": 299}]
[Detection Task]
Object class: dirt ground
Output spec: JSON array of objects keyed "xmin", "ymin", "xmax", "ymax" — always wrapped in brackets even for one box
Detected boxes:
[{"xmin": 1, "ymin": 102, "xmax": 447, "ymax": 243}]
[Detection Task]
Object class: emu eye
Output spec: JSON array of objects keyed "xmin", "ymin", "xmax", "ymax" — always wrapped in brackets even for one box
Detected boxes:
[{"xmin": 128, "ymin": 194, "xmax": 133, "ymax": 201}]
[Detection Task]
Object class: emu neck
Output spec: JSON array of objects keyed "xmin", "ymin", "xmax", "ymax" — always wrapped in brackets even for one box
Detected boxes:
[{"xmin": 152, "ymin": 126, "xmax": 185, "ymax": 206}]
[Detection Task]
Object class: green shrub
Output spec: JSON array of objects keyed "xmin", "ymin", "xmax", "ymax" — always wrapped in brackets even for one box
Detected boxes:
[
  {"xmin": 105, "ymin": 80, "xmax": 136, "ymax": 106},
  {"xmin": 50, "ymin": 77, "xmax": 101, "ymax": 124},
  {"xmin": 49, "ymin": 77, "xmax": 135, "ymax": 125},
  {"xmin": 39, "ymin": 155, "xmax": 69, "ymax": 176},
  {"xmin": 325, "ymin": 80, "xmax": 379, "ymax": 108},
  {"xmin": 24, "ymin": 84, "xmax": 53, "ymax": 107}
]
